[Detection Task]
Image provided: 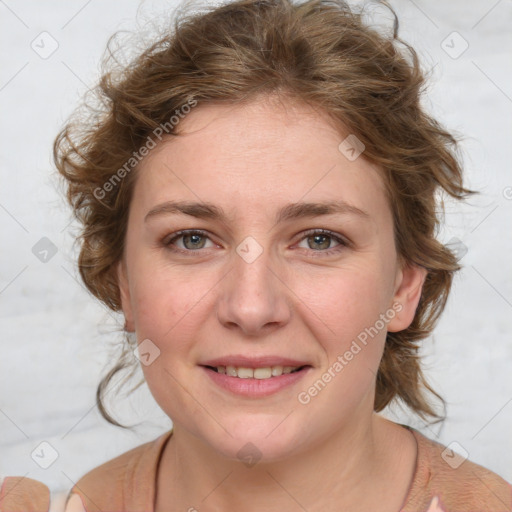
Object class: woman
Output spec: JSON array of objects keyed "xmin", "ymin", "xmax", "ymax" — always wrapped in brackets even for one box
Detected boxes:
[{"xmin": 2, "ymin": 0, "xmax": 510, "ymax": 510}]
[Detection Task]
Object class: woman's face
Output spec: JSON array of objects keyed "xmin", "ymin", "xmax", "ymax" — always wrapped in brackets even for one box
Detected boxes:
[{"xmin": 118, "ymin": 96, "xmax": 425, "ymax": 461}]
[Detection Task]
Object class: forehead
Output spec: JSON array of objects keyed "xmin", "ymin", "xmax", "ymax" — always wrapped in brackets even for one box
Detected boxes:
[{"xmin": 133, "ymin": 97, "xmax": 389, "ymax": 225}]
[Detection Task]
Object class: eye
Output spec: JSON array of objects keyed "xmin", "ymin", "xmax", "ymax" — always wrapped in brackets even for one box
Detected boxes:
[
  {"xmin": 296, "ymin": 229, "xmax": 347, "ymax": 255},
  {"xmin": 162, "ymin": 228, "xmax": 349, "ymax": 256},
  {"xmin": 163, "ymin": 230, "xmax": 216, "ymax": 253}
]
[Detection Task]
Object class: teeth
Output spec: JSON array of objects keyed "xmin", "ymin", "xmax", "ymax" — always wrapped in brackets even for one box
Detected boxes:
[
  {"xmin": 271, "ymin": 366, "xmax": 283, "ymax": 377},
  {"xmin": 216, "ymin": 365, "xmax": 303, "ymax": 379}
]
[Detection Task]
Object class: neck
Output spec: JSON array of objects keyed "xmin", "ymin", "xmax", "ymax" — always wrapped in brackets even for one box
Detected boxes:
[{"xmin": 156, "ymin": 412, "xmax": 417, "ymax": 512}]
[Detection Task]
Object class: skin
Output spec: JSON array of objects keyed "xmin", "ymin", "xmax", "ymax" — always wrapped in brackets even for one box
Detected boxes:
[{"xmin": 115, "ymin": 94, "xmax": 426, "ymax": 512}]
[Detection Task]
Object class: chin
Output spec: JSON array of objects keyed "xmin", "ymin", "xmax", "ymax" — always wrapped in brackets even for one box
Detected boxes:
[{"xmin": 201, "ymin": 416, "xmax": 305, "ymax": 464}]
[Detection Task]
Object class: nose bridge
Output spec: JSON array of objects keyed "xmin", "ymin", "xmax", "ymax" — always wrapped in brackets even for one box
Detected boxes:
[{"xmin": 216, "ymin": 235, "xmax": 291, "ymax": 335}]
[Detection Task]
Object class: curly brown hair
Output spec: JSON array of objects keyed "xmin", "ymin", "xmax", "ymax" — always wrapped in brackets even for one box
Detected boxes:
[{"xmin": 54, "ymin": 0, "xmax": 473, "ymax": 427}]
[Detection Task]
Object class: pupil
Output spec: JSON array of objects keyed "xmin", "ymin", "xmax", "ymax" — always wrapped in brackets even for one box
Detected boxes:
[
  {"xmin": 184, "ymin": 234, "xmax": 205, "ymax": 249},
  {"xmin": 309, "ymin": 234, "xmax": 330, "ymax": 250}
]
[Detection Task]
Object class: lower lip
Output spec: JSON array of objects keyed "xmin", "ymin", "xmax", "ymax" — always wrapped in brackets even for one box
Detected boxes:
[{"xmin": 201, "ymin": 366, "xmax": 312, "ymax": 397}]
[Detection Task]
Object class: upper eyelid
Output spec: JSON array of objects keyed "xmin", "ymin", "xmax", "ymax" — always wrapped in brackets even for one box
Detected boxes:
[{"xmin": 165, "ymin": 229, "xmax": 214, "ymax": 244}]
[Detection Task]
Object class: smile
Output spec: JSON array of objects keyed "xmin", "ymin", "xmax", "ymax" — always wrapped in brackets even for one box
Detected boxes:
[
  {"xmin": 206, "ymin": 365, "xmax": 307, "ymax": 379},
  {"xmin": 201, "ymin": 365, "xmax": 312, "ymax": 397}
]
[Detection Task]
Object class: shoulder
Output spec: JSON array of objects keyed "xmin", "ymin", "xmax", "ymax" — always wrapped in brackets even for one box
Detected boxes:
[
  {"xmin": 0, "ymin": 476, "xmax": 49, "ymax": 511},
  {"xmin": 403, "ymin": 426, "xmax": 512, "ymax": 512},
  {"xmin": 68, "ymin": 430, "xmax": 172, "ymax": 512},
  {"xmin": 68, "ymin": 442, "xmax": 143, "ymax": 510}
]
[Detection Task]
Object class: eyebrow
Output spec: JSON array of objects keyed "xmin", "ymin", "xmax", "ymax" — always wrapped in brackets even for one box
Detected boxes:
[{"xmin": 144, "ymin": 200, "xmax": 370, "ymax": 224}]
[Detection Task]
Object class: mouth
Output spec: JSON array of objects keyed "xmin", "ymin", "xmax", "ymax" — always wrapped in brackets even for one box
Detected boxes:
[
  {"xmin": 200, "ymin": 363, "xmax": 313, "ymax": 398},
  {"xmin": 202, "ymin": 364, "xmax": 311, "ymax": 379}
]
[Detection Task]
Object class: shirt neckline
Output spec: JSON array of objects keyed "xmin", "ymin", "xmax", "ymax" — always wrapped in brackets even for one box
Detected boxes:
[{"xmin": 144, "ymin": 424, "xmax": 427, "ymax": 512}]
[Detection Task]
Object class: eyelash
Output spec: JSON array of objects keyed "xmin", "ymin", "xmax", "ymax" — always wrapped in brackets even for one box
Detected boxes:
[{"xmin": 162, "ymin": 228, "xmax": 349, "ymax": 257}]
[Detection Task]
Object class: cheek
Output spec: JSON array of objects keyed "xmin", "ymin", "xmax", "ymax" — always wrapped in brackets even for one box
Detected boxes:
[
  {"xmin": 128, "ymin": 256, "xmax": 220, "ymax": 346},
  {"xmin": 293, "ymin": 267, "xmax": 392, "ymax": 412},
  {"xmin": 129, "ymin": 263, "xmax": 220, "ymax": 420},
  {"xmin": 296, "ymin": 261, "xmax": 394, "ymax": 338},
  {"xmin": 294, "ymin": 261, "xmax": 394, "ymax": 398}
]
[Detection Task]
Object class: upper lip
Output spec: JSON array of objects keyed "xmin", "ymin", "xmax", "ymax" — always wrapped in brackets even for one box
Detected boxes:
[{"xmin": 200, "ymin": 355, "xmax": 311, "ymax": 368}]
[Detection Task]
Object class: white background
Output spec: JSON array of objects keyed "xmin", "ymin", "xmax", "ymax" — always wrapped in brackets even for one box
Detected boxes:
[{"xmin": 1, "ymin": 0, "xmax": 511, "ymax": 498}]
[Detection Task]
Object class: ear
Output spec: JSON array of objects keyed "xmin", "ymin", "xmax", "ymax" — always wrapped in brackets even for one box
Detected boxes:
[
  {"xmin": 117, "ymin": 259, "xmax": 135, "ymax": 332},
  {"xmin": 387, "ymin": 262, "xmax": 427, "ymax": 333}
]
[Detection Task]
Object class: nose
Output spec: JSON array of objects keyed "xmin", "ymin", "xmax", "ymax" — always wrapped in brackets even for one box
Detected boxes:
[{"xmin": 216, "ymin": 242, "xmax": 292, "ymax": 336}]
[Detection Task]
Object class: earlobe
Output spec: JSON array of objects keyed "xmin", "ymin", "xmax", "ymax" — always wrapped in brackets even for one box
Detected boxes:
[
  {"xmin": 387, "ymin": 263, "xmax": 427, "ymax": 333},
  {"xmin": 117, "ymin": 259, "xmax": 135, "ymax": 332}
]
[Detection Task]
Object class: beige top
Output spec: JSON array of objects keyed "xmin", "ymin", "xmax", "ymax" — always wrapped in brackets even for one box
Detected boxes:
[{"xmin": 2, "ymin": 425, "xmax": 511, "ymax": 511}]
